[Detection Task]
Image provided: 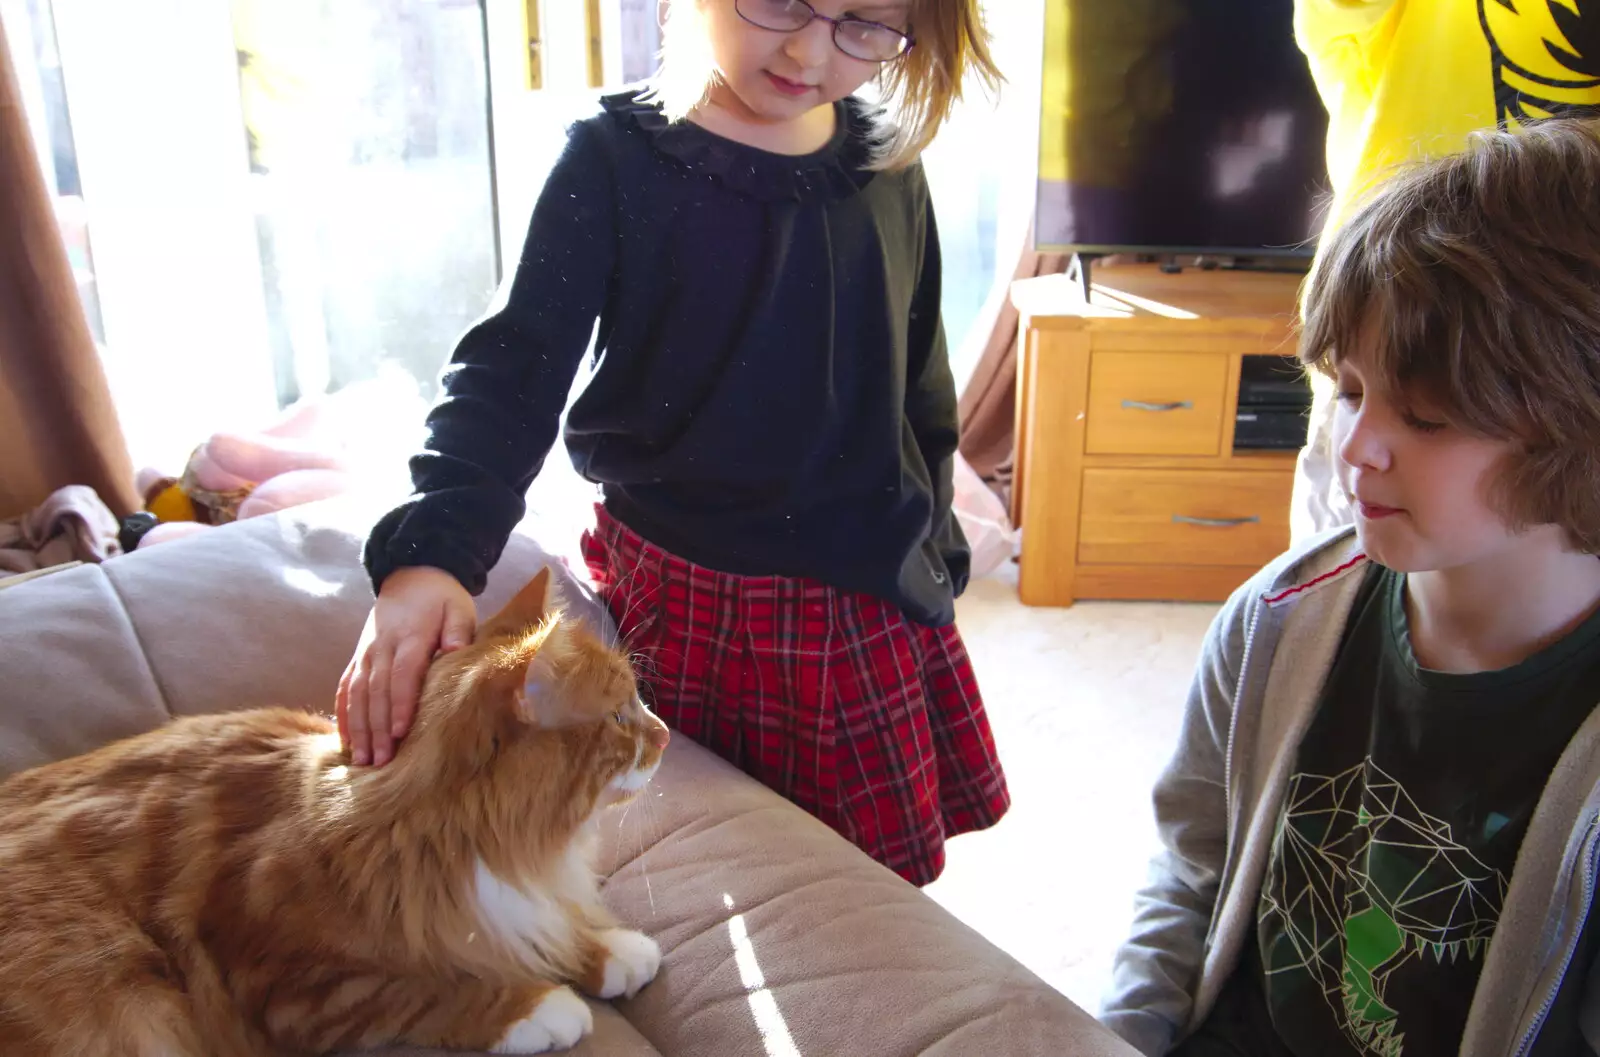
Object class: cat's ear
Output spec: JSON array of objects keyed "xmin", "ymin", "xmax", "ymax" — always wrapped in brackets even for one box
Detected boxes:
[
  {"xmin": 478, "ymin": 567, "xmax": 564, "ymax": 642},
  {"xmin": 513, "ymin": 619, "xmax": 589, "ymax": 729}
]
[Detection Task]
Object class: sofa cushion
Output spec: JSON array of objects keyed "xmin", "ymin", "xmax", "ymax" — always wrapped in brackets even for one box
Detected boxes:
[{"xmin": 0, "ymin": 565, "xmax": 169, "ymax": 778}]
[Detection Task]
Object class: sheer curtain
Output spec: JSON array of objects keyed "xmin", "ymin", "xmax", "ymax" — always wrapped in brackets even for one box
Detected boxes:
[{"xmin": 922, "ymin": 0, "xmax": 1046, "ymax": 390}]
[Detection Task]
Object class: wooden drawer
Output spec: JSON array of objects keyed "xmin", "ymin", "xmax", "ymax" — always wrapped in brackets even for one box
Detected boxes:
[
  {"xmin": 1085, "ymin": 351, "xmax": 1229, "ymax": 456},
  {"xmin": 1078, "ymin": 468, "xmax": 1292, "ymax": 567}
]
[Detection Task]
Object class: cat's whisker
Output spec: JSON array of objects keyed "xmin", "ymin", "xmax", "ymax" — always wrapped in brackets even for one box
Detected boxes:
[
  {"xmin": 628, "ymin": 642, "xmax": 685, "ymax": 677},
  {"xmin": 627, "ymin": 650, "xmax": 665, "ymax": 681},
  {"xmin": 617, "ymin": 598, "xmax": 663, "ymax": 646},
  {"xmin": 610, "ymin": 550, "xmax": 660, "ymax": 633},
  {"xmin": 616, "ymin": 576, "xmax": 659, "ymax": 620},
  {"xmin": 632, "ymin": 790, "xmax": 658, "ymax": 917}
]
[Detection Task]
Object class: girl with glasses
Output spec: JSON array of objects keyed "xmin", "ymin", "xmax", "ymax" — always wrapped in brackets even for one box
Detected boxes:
[{"xmin": 340, "ymin": 0, "xmax": 1006, "ymax": 887}]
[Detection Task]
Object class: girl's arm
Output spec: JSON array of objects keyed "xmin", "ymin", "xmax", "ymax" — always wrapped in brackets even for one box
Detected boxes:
[
  {"xmin": 903, "ymin": 168, "xmax": 970, "ymax": 597},
  {"xmin": 363, "ymin": 118, "xmax": 618, "ymax": 596}
]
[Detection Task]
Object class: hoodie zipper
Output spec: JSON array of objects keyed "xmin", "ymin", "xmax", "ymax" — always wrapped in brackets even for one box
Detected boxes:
[
  {"xmin": 1225, "ymin": 600, "xmax": 1265, "ymax": 829},
  {"xmin": 1512, "ymin": 813, "xmax": 1600, "ymax": 1057}
]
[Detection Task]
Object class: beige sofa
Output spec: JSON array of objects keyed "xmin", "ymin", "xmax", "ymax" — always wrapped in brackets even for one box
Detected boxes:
[{"xmin": 0, "ymin": 496, "xmax": 1134, "ymax": 1056}]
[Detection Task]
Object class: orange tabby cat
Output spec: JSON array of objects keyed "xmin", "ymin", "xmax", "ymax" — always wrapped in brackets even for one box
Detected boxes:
[{"xmin": 0, "ymin": 567, "xmax": 669, "ymax": 1056}]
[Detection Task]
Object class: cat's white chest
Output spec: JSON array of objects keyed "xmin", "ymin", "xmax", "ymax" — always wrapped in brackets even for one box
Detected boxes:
[
  {"xmin": 471, "ymin": 852, "xmax": 592, "ymax": 969},
  {"xmin": 473, "ymin": 863, "xmax": 570, "ymax": 954}
]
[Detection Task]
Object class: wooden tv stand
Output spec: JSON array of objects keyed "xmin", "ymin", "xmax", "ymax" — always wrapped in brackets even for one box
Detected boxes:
[{"xmin": 1010, "ymin": 263, "xmax": 1304, "ymax": 607}]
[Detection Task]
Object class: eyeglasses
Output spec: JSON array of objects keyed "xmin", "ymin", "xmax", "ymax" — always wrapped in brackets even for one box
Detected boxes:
[{"xmin": 734, "ymin": 0, "xmax": 915, "ymax": 64}]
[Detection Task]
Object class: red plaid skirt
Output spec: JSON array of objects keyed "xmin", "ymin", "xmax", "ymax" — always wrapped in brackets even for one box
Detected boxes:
[{"xmin": 580, "ymin": 504, "xmax": 1009, "ymax": 885}]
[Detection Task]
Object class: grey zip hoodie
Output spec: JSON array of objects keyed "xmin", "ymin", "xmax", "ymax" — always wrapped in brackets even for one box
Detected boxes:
[{"xmin": 1099, "ymin": 528, "xmax": 1600, "ymax": 1056}]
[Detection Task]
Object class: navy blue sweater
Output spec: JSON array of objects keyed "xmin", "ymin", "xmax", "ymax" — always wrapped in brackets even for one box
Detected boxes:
[{"xmin": 364, "ymin": 90, "xmax": 969, "ymax": 627}]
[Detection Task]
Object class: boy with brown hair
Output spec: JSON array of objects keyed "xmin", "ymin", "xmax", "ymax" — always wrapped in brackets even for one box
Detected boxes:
[
  {"xmin": 1287, "ymin": 0, "xmax": 1600, "ymax": 542},
  {"xmin": 1100, "ymin": 119, "xmax": 1600, "ymax": 1056}
]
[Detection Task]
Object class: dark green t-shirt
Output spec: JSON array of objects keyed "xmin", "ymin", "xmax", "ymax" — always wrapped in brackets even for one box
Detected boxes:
[{"xmin": 1179, "ymin": 564, "xmax": 1600, "ymax": 1057}]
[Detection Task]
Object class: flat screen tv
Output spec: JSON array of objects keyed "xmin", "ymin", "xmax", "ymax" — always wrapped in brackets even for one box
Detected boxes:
[{"xmin": 1035, "ymin": 0, "xmax": 1332, "ymax": 260}]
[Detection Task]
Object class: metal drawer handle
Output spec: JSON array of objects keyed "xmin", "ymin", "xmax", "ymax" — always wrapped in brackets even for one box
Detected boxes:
[
  {"xmin": 1173, "ymin": 515, "xmax": 1261, "ymax": 528},
  {"xmin": 1123, "ymin": 399, "xmax": 1194, "ymax": 412}
]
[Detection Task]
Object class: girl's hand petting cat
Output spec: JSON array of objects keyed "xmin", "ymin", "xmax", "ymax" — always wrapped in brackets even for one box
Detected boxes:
[{"xmin": 337, "ymin": 565, "xmax": 477, "ymax": 767}]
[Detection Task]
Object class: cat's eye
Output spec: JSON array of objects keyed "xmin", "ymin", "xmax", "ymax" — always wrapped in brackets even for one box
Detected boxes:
[{"xmin": 611, "ymin": 710, "xmax": 626, "ymax": 725}]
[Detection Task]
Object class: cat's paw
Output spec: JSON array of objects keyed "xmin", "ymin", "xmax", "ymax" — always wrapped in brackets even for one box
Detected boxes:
[
  {"xmin": 492, "ymin": 986, "xmax": 593, "ymax": 1054},
  {"xmin": 595, "ymin": 928, "xmax": 662, "ymax": 1000}
]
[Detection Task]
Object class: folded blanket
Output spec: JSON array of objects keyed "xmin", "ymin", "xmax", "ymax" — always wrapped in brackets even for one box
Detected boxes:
[{"xmin": 0, "ymin": 484, "xmax": 122, "ymax": 574}]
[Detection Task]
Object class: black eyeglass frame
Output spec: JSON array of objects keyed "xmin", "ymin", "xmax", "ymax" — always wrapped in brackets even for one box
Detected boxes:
[{"xmin": 733, "ymin": 0, "xmax": 916, "ymax": 63}]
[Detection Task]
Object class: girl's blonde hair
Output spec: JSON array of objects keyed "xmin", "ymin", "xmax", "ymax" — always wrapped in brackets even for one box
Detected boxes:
[{"xmin": 647, "ymin": 0, "xmax": 1001, "ymax": 171}]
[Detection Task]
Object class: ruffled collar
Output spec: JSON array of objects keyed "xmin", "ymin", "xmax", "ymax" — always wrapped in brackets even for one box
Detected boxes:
[{"xmin": 601, "ymin": 89, "xmax": 878, "ymax": 203}]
